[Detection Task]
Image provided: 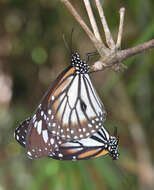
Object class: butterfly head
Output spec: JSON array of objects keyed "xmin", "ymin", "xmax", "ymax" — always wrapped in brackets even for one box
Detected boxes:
[
  {"xmin": 71, "ymin": 52, "xmax": 90, "ymax": 74},
  {"xmin": 108, "ymin": 136, "xmax": 119, "ymax": 160}
]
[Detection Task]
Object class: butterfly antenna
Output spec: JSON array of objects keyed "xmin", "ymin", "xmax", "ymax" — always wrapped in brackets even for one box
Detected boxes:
[
  {"xmin": 85, "ymin": 51, "xmax": 99, "ymax": 63},
  {"xmin": 114, "ymin": 126, "xmax": 118, "ymax": 137},
  {"xmin": 62, "ymin": 33, "xmax": 71, "ymax": 54},
  {"xmin": 70, "ymin": 28, "xmax": 74, "ymax": 54}
]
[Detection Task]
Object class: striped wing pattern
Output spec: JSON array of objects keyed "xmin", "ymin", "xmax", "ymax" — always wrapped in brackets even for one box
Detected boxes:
[
  {"xmin": 14, "ymin": 51, "xmax": 119, "ymax": 160},
  {"xmin": 46, "ymin": 52, "xmax": 106, "ymax": 140},
  {"xmin": 50, "ymin": 128, "xmax": 119, "ymax": 160},
  {"xmin": 14, "ymin": 117, "xmax": 119, "ymax": 160}
]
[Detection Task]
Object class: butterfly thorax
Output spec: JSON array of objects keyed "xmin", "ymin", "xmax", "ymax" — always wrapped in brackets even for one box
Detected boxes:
[{"xmin": 71, "ymin": 52, "xmax": 90, "ymax": 74}]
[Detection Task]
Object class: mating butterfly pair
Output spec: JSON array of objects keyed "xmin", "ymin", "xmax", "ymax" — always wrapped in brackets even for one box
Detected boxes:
[{"xmin": 14, "ymin": 52, "xmax": 119, "ymax": 160}]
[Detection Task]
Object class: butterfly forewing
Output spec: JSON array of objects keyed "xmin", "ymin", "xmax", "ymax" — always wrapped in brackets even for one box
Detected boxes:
[{"xmin": 46, "ymin": 52, "xmax": 107, "ymax": 141}]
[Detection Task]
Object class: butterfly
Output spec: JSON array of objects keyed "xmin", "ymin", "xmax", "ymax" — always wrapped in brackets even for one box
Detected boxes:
[
  {"xmin": 14, "ymin": 51, "xmax": 108, "ymax": 158},
  {"xmin": 26, "ymin": 51, "xmax": 107, "ymax": 145},
  {"xmin": 43, "ymin": 52, "xmax": 106, "ymax": 140},
  {"xmin": 14, "ymin": 117, "xmax": 119, "ymax": 160}
]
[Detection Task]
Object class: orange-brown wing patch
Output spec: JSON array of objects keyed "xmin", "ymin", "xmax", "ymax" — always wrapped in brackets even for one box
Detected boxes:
[
  {"xmin": 58, "ymin": 67, "xmax": 75, "ymax": 84},
  {"xmin": 94, "ymin": 149, "xmax": 109, "ymax": 158},
  {"xmin": 78, "ymin": 148, "xmax": 101, "ymax": 159},
  {"xmin": 48, "ymin": 67, "xmax": 75, "ymax": 104}
]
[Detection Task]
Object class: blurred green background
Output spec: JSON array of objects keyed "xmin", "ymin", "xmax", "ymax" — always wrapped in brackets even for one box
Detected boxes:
[{"xmin": 0, "ymin": 0, "xmax": 154, "ymax": 190}]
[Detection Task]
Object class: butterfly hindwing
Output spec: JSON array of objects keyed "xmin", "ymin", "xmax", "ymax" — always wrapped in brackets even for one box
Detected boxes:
[
  {"xmin": 25, "ymin": 104, "xmax": 61, "ymax": 159},
  {"xmin": 49, "ymin": 127, "xmax": 119, "ymax": 161},
  {"xmin": 14, "ymin": 118, "xmax": 31, "ymax": 148},
  {"xmin": 15, "ymin": 116, "xmax": 66, "ymax": 159},
  {"xmin": 15, "ymin": 117, "xmax": 119, "ymax": 160}
]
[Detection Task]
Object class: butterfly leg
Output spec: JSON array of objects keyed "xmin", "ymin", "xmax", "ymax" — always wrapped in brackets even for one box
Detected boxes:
[{"xmin": 85, "ymin": 51, "xmax": 99, "ymax": 63}]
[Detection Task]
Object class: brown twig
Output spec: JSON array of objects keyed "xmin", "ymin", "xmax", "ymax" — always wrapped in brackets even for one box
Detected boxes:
[
  {"xmin": 91, "ymin": 39, "xmax": 154, "ymax": 72},
  {"xmin": 83, "ymin": 0, "xmax": 102, "ymax": 43},
  {"xmin": 95, "ymin": 0, "xmax": 115, "ymax": 49},
  {"xmin": 116, "ymin": 8, "xmax": 125, "ymax": 49},
  {"xmin": 61, "ymin": 0, "xmax": 109, "ymax": 55},
  {"xmin": 61, "ymin": 0, "xmax": 154, "ymax": 73}
]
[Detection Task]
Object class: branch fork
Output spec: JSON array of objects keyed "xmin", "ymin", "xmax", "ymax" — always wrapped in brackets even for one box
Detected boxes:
[{"xmin": 61, "ymin": 0, "xmax": 154, "ymax": 72}]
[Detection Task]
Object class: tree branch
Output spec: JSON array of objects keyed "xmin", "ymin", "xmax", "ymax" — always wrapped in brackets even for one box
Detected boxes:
[
  {"xmin": 61, "ymin": 0, "xmax": 109, "ymax": 55},
  {"xmin": 95, "ymin": 0, "xmax": 115, "ymax": 49},
  {"xmin": 83, "ymin": 0, "xmax": 102, "ymax": 43},
  {"xmin": 91, "ymin": 39, "xmax": 154, "ymax": 72},
  {"xmin": 61, "ymin": 0, "xmax": 154, "ymax": 73}
]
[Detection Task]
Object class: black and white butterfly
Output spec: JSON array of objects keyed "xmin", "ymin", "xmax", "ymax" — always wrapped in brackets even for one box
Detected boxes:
[
  {"xmin": 14, "ymin": 117, "xmax": 119, "ymax": 160},
  {"xmin": 14, "ymin": 51, "xmax": 109, "ymax": 158},
  {"xmin": 28, "ymin": 51, "xmax": 107, "ymax": 143}
]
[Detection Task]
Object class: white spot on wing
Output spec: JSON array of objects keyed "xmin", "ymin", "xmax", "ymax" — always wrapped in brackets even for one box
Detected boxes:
[
  {"xmin": 50, "ymin": 138, "xmax": 54, "ymax": 144},
  {"xmin": 34, "ymin": 121, "xmax": 38, "ymax": 128},
  {"xmin": 52, "ymin": 123, "xmax": 56, "ymax": 127},
  {"xmin": 27, "ymin": 151, "xmax": 32, "ymax": 156},
  {"xmin": 83, "ymin": 128, "xmax": 86, "ymax": 132},
  {"xmin": 58, "ymin": 153, "xmax": 63, "ymax": 157},
  {"xmin": 37, "ymin": 120, "xmax": 42, "ymax": 135},
  {"xmin": 16, "ymin": 135, "xmax": 19, "ymax": 140},
  {"xmin": 48, "ymin": 109, "xmax": 52, "ymax": 115},
  {"xmin": 41, "ymin": 111, "xmax": 44, "ymax": 116},
  {"xmin": 71, "ymin": 130, "xmax": 74, "ymax": 134},
  {"xmin": 88, "ymin": 124, "xmax": 93, "ymax": 128},
  {"xmin": 42, "ymin": 130, "xmax": 48, "ymax": 143}
]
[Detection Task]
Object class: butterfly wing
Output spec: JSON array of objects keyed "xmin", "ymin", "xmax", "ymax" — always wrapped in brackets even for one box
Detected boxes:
[
  {"xmin": 21, "ymin": 66, "xmax": 75, "ymax": 159},
  {"xmin": 46, "ymin": 52, "xmax": 106, "ymax": 141},
  {"xmin": 15, "ymin": 118, "xmax": 108, "ymax": 160},
  {"xmin": 14, "ymin": 118, "xmax": 30, "ymax": 147},
  {"xmin": 14, "ymin": 117, "xmax": 66, "ymax": 159},
  {"xmin": 15, "ymin": 117, "xmax": 119, "ymax": 160},
  {"xmin": 19, "ymin": 52, "xmax": 106, "ymax": 146},
  {"xmin": 25, "ymin": 106, "xmax": 61, "ymax": 159},
  {"xmin": 49, "ymin": 127, "xmax": 119, "ymax": 161}
]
